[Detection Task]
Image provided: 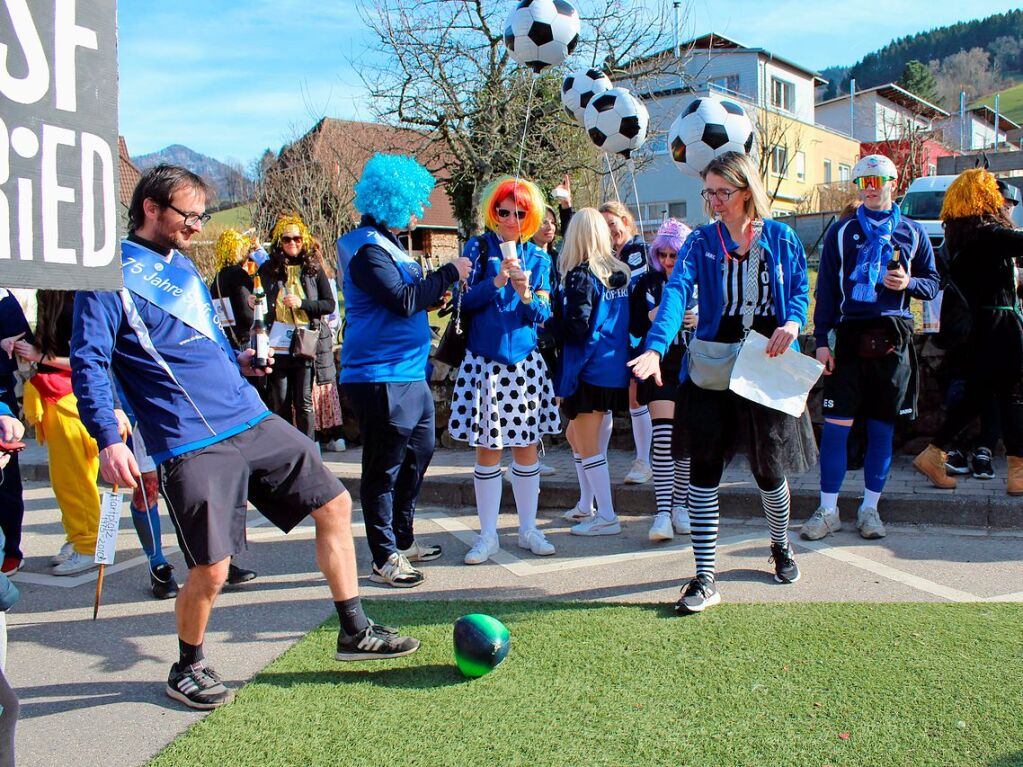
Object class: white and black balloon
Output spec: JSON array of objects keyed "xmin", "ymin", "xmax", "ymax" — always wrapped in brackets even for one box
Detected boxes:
[
  {"xmin": 503, "ymin": 0, "xmax": 581, "ymax": 73},
  {"xmin": 583, "ymin": 87, "xmax": 649, "ymax": 158},
  {"xmin": 561, "ymin": 68, "xmax": 612, "ymax": 123},
  {"xmin": 668, "ymin": 96, "xmax": 755, "ymax": 177}
]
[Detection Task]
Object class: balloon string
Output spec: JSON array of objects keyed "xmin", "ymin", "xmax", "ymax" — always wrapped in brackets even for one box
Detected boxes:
[
  {"xmin": 514, "ymin": 73, "xmax": 539, "ymax": 243},
  {"xmin": 604, "ymin": 154, "xmax": 620, "ymax": 202},
  {"xmin": 628, "ymin": 157, "xmax": 646, "ymax": 243}
]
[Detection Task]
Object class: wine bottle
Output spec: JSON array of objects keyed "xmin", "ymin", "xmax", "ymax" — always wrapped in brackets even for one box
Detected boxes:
[
  {"xmin": 251, "ymin": 310, "xmax": 269, "ymax": 369},
  {"xmin": 887, "ymin": 247, "xmax": 902, "ymax": 272}
]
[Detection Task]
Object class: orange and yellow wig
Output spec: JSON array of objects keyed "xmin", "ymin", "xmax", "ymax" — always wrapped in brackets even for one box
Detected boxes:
[
  {"xmin": 480, "ymin": 176, "xmax": 545, "ymax": 242},
  {"xmin": 270, "ymin": 213, "xmax": 312, "ymax": 251},
  {"xmin": 941, "ymin": 169, "xmax": 1004, "ymax": 222}
]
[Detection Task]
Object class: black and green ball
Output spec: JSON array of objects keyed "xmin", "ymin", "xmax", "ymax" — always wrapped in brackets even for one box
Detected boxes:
[{"xmin": 453, "ymin": 614, "xmax": 510, "ymax": 678}]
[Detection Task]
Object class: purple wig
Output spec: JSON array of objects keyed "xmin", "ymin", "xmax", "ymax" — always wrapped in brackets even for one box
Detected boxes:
[{"xmin": 648, "ymin": 218, "xmax": 692, "ymax": 272}]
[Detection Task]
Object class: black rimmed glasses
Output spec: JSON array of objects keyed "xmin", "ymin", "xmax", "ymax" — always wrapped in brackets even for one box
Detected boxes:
[
  {"xmin": 166, "ymin": 203, "xmax": 212, "ymax": 227},
  {"xmin": 700, "ymin": 188, "xmax": 740, "ymax": 203}
]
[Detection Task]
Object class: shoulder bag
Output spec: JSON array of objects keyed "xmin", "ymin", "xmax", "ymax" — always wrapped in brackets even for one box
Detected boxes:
[{"xmin": 435, "ymin": 237, "xmax": 488, "ymax": 367}]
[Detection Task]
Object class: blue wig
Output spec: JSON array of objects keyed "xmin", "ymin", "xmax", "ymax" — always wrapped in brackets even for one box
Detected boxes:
[{"xmin": 354, "ymin": 153, "xmax": 435, "ymax": 230}]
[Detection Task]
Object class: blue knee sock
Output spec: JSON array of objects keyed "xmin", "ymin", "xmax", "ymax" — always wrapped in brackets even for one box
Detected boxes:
[
  {"xmin": 820, "ymin": 421, "xmax": 852, "ymax": 500},
  {"xmin": 864, "ymin": 419, "xmax": 895, "ymax": 496},
  {"xmin": 131, "ymin": 504, "xmax": 167, "ymax": 568}
]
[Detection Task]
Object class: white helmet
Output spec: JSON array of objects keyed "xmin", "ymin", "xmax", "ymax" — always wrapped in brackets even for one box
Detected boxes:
[{"xmin": 852, "ymin": 154, "xmax": 897, "ymax": 180}]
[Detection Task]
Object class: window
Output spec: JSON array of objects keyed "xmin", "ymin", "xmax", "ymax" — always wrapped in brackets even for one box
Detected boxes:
[
  {"xmin": 795, "ymin": 151, "xmax": 806, "ymax": 182},
  {"xmin": 839, "ymin": 164, "xmax": 851, "ymax": 182},
  {"xmin": 710, "ymin": 74, "xmax": 740, "ymax": 94},
  {"xmin": 927, "ymin": 163, "xmax": 937, "ymax": 177},
  {"xmin": 668, "ymin": 202, "xmax": 686, "ymax": 219},
  {"xmin": 823, "ymin": 159, "xmax": 833, "ymax": 184},
  {"xmin": 770, "ymin": 77, "xmax": 794, "ymax": 112},
  {"xmin": 771, "ymin": 146, "xmax": 788, "ymax": 176}
]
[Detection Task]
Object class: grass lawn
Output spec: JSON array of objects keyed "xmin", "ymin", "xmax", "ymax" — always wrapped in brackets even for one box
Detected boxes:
[
  {"xmin": 149, "ymin": 600, "xmax": 1022, "ymax": 767},
  {"xmin": 209, "ymin": 204, "xmax": 253, "ymax": 230},
  {"xmin": 972, "ymin": 79, "xmax": 1023, "ymax": 126}
]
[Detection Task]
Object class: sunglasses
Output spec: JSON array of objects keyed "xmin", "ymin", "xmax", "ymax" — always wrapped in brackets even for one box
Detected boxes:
[
  {"xmin": 497, "ymin": 208, "xmax": 527, "ymax": 221},
  {"xmin": 280, "ymin": 235, "xmax": 304, "ymax": 244},
  {"xmin": 854, "ymin": 176, "xmax": 894, "ymax": 190}
]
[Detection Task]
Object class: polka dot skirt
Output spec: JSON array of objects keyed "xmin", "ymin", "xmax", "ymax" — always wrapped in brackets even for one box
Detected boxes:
[{"xmin": 448, "ymin": 349, "xmax": 561, "ymax": 449}]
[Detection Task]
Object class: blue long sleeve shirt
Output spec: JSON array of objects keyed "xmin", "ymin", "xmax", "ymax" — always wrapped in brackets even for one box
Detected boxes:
[
  {"xmin": 71, "ymin": 240, "xmax": 270, "ymax": 464},
  {"xmin": 461, "ymin": 233, "xmax": 553, "ymax": 365},
  {"xmin": 645, "ymin": 220, "xmax": 810, "ymax": 380},
  {"xmin": 813, "ymin": 214, "xmax": 940, "ymax": 346}
]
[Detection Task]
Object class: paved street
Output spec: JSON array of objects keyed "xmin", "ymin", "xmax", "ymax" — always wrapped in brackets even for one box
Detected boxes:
[{"xmin": 6, "ymin": 447, "xmax": 1022, "ymax": 766}]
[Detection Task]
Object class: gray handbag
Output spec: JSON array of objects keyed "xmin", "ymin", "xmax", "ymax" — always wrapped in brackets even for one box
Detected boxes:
[{"xmin": 686, "ymin": 221, "xmax": 764, "ymax": 391}]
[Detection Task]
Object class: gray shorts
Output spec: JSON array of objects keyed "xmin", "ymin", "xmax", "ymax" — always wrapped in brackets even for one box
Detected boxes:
[{"xmin": 157, "ymin": 415, "xmax": 345, "ymax": 568}]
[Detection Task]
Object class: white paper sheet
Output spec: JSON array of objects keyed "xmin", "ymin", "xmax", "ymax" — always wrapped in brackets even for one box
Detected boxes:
[
  {"xmin": 729, "ymin": 330, "xmax": 825, "ymax": 418},
  {"xmin": 94, "ymin": 491, "xmax": 124, "ymax": 565}
]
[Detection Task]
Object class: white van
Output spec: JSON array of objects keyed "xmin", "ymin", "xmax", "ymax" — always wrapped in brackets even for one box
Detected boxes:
[{"xmin": 901, "ymin": 174, "xmax": 1023, "ymax": 252}]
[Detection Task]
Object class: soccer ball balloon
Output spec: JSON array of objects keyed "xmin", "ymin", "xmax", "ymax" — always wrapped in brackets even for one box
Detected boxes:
[
  {"xmin": 668, "ymin": 96, "xmax": 755, "ymax": 177},
  {"xmin": 504, "ymin": 0, "xmax": 581, "ymax": 73},
  {"xmin": 453, "ymin": 614, "xmax": 511, "ymax": 678},
  {"xmin": 561, "ymin": 68, "xmax": 612, "ymax": 123},
  {"xmin": 583, "ymin": 87, "xmax": 649, "ymax": 158}
]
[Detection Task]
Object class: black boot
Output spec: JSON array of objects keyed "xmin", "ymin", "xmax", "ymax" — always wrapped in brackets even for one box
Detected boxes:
[
  {"xmin": 227, "ymin": 563, "xmax": 257, "ymax": 585},
  {"xmin": 150, "ymin": 563, "xmax": 179, "ymax": 600}
]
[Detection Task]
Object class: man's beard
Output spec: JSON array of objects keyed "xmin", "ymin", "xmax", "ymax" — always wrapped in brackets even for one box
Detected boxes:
[{"xmin": 153, "ymin": 228, "xmax": 192, "ymax": 253}]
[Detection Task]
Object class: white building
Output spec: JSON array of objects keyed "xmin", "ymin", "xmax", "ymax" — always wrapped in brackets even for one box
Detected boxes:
[
  {"xmin": 816, "ymin": 83, "xmax": 947, "ymax": 143},
  {"xmin": 938, "ymin": 105, "xmax": 1017, "ymax": 152}
]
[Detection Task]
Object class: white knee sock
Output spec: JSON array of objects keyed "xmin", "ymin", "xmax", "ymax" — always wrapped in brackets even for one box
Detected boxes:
[
  {"xmin": 573, "ymin": 453, "xmax": 594, "ymax": 512},
  {"xmin": 582, "ymin": 455, "xmax": 615, "ymax": 521},
  {"xmin": 510, "ymin": 462, "xmax": 541, "ymax": 534},
  {"xmin": 473, "ymin": 464, "xmax": 503, "ymax": 537},
  {"xmin": 599, "ymin": 412, "xmax": 613, "ymax": 456},
  {"xmin": 630, "ymin": 406, "xmax": 651, "ymax": 464}
]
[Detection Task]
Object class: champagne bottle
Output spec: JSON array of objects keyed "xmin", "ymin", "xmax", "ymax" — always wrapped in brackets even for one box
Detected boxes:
[
  {"xmin": 252, "ymin": 274, "xmax": 267, "ymax": 315},
  {"xmin": 887, "ymin": 246, "xmax": 902, "ymax": 272},
  {"xmin": 251, "ymin": 274, "xmax": 269, "ymax": 368}
]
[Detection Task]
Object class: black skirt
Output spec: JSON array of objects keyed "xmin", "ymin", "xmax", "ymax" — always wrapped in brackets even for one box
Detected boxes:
[{"xmin": 561, "ymin": 380, "xmax": 628, "ymax": 420}]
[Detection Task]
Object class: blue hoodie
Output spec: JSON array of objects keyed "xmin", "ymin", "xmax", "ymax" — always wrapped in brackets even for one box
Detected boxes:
[
  {"xmin": 813, "ymin": 213, "xmax": 940, "ymax": 347},
  {"xmin": 461, "ymin": 232, "xmax": 553, "ymax": 365},
  {"xmin": 72, "ymin": 239, "xmax": 270, "ymax": 464},
  {"xmin": 646, "ymin": 219, "xmax": 809, "ymax": 383}
]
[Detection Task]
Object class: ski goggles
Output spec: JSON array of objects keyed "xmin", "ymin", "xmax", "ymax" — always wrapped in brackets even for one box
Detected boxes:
[{"xmin": 854, "ymin": 175, "xmax": 895, "ymax": 190}]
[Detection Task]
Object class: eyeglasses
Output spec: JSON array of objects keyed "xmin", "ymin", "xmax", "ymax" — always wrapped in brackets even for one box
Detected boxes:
[
  {"xmin": 700, "ymin": 188, "xmax": 740, "ymax": 202},
  {"xmin": 854, "ymin": 176, "xmax": 894, "ymax": 190},
  {"xmin": 279, "ymin": 235, "xmax": 304, "ymax": 244},
  {"xmin": 497, "ymin": 208, "xmax": 527, "ymax": 221},
  {"xmin": 166, "ymin": 203, "xmax": 211, "ymax": 227},
  {"xmin": 658, "ymin": 251, "xmax": 678, "ymax": 260}
]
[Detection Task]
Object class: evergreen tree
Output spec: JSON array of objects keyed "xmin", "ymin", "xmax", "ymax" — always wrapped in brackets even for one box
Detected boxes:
[{"xmin": 898, "ymin": 60, "xmax": 940, "ymax": 104}]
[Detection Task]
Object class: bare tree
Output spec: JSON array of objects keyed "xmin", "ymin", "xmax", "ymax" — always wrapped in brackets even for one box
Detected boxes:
[
  {"xmin": 354, "ymin": 0, "xmax": 676, "ymax": 235},
  {"xmin": 929, "ymin": 48, "xmax": 1009, "ymax": 108},
  {"xmin": 753, "ymin": 108, "xmax": 804, "ymax": 208}
]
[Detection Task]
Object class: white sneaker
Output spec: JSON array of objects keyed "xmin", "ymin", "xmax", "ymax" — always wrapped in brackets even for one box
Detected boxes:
[
  {"xmin": 648, "ymin": 512, "xmax": 674, "ymax": 541},
  {"xmin": 50, "ymin": 541, "xmax": 74, "ymax": 567},
  {"xmin": 570, "ymin": 515, "xmax": 622, "ymax": 536},
  {"xmin": 563, "ymin": 503, "xmax": 594, "ymax": 522},
  {"xmin": 538, "ymin": 462, "xmax": 556, "ymax": 477},
  {"xmin": 464, "ymin": 533, "xmax": 500, "ymax": 565},
  {"xmin": 52, "ymin": 550, "xmax": 97, "ymax": 576},
  {"xmin": 518, "ymin": 528, "xmax": 555, "ymax": 556},
  {"xmin": 623, "ymin": 459, "xmax": 652, "ymax": 484},
  {"xmin": 671, "ymin": 506, "xmax": 691, "ymax": 535}
]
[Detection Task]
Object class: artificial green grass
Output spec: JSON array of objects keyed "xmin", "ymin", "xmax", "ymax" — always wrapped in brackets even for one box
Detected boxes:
[{"xmin": 149, "ymin": 601, "xmax": 1023, "ymax": 767}]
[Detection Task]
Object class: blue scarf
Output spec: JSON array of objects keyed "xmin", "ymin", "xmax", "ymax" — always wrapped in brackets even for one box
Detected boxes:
[{"xmin": 851, "ymin": 204, "xmax": 901, "ymax": 303}]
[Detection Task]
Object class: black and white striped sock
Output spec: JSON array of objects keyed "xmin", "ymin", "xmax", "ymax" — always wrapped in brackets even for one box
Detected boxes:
[
  {"xmin": 582, "ymin": 455, "xmax": 615, "ymax": 521},
  {"xmin": 688, "ymin": 484, "xmax": 719, "ymax": 576},
  {"xmin": 672, "ymin": 457, "xmax": 691, "ymax": 509},
  {"xmin": 651, "ymin": 418, "xmax": 674, "ymax": 514},
  {"xmin": 761, "ymin": 479, "xmax": 791, "ymax": 547}
]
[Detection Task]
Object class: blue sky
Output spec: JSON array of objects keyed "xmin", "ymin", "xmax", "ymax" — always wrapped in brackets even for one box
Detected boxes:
[{"xmin": 117, "ymin": 0, "xmax": 1020, "ymax": 166}]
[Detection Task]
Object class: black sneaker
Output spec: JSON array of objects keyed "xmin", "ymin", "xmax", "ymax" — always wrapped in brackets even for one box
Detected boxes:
[
  {"xmin": 972, "ymin": 448, "xmax": 995, "ymax": 480},
  {"xmin": 770, "ymin": 543, "xmax": 801, "ymax": 584},
  {"xmin": 150, "ymin": 563, "xmax": 179, "ymax": 600},
  {"xmin": 335, "ymin": 622, "xmax": 421, "ymax": 661},
  {"xmin": 165, "ymin": 662, "xmax": 233, "ymax": 710},
  {"xmin": 945, "ymin": 449, "xmax": 970, "ymax": 475},
  {"xmin": 674, "ymin": 573, "xmax": 720, "ymax": 614},
  {"xmin": 227, "ymin": 563, "xmax": 257, "ymax": 585}
]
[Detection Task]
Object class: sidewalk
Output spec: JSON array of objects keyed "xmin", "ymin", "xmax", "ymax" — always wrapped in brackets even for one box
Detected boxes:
[{"xmin": 16, "ymin": 443, "xmax": 1023, "ymax": 528}]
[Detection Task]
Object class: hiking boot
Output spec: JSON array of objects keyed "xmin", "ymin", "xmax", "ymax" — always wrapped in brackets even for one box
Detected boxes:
[
  {"xmin": 370, "ymin": 552, "xmax": 424, "ymax": 588},
  {"xmin": 226, "ymin": 563, "xmax": 257, "ymax": 585},
  {"xmin": 800, "ymin": 506, "xmax": 841, "ymax": 540},
  {"xmin": 857, "ymin": 507, "xmax": 887, "ymax": 539},
  {"xmin": 671, "ymin": 506, "xmax": 691, "ymax": 535},
  {"xmin": 150, "ymin": 563, "xmax": 179, "ymax": 600},
  {"xmin": 570, "ymin": 515, "xmax": 622, "ymax": 536},
  {"xmin": 913, "ymin": 445, "xmax": 957, "ymax": 489},
  {"xmin": 464, "ymin": 533, "xmax": 500, "ymax": 565},
  {"xmin": 674, "ymin": 573, "xmax": 720, "ymax": 614},
  {"xmin": 518, "ymin": 528, "xmax": 555, "ymax": 557},
  {"xmin": 770, "ymin": 543, "xmax": 800, "ymax": 584},
  {"xmin": 623, "ymin": 459, "xmax": 652, "ymax": 484},
  {"xmin": 166, "ymin": 661, "xmax": 233, "ymax": 710},
  {"xmin": 1007, "ymin": 456, "xmax": 1023, "ymax": 497},
  {"xmin": 399, "ymin": 540, "xmax": 443, "ymax": 562},
  {"xmin": 944, "ymin": 449, "xmax": 970, "ymax": 475},
  {"xmin": 335, "ymin": 621, "xmax": 421, "ymax": 661},
  {"xmin": 648, "ymin": 512, "xmax": 674, "ymax": 541},
  {"xmin": 971, "ymin": 448, "xmax": 995, "ymax": 480}
]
